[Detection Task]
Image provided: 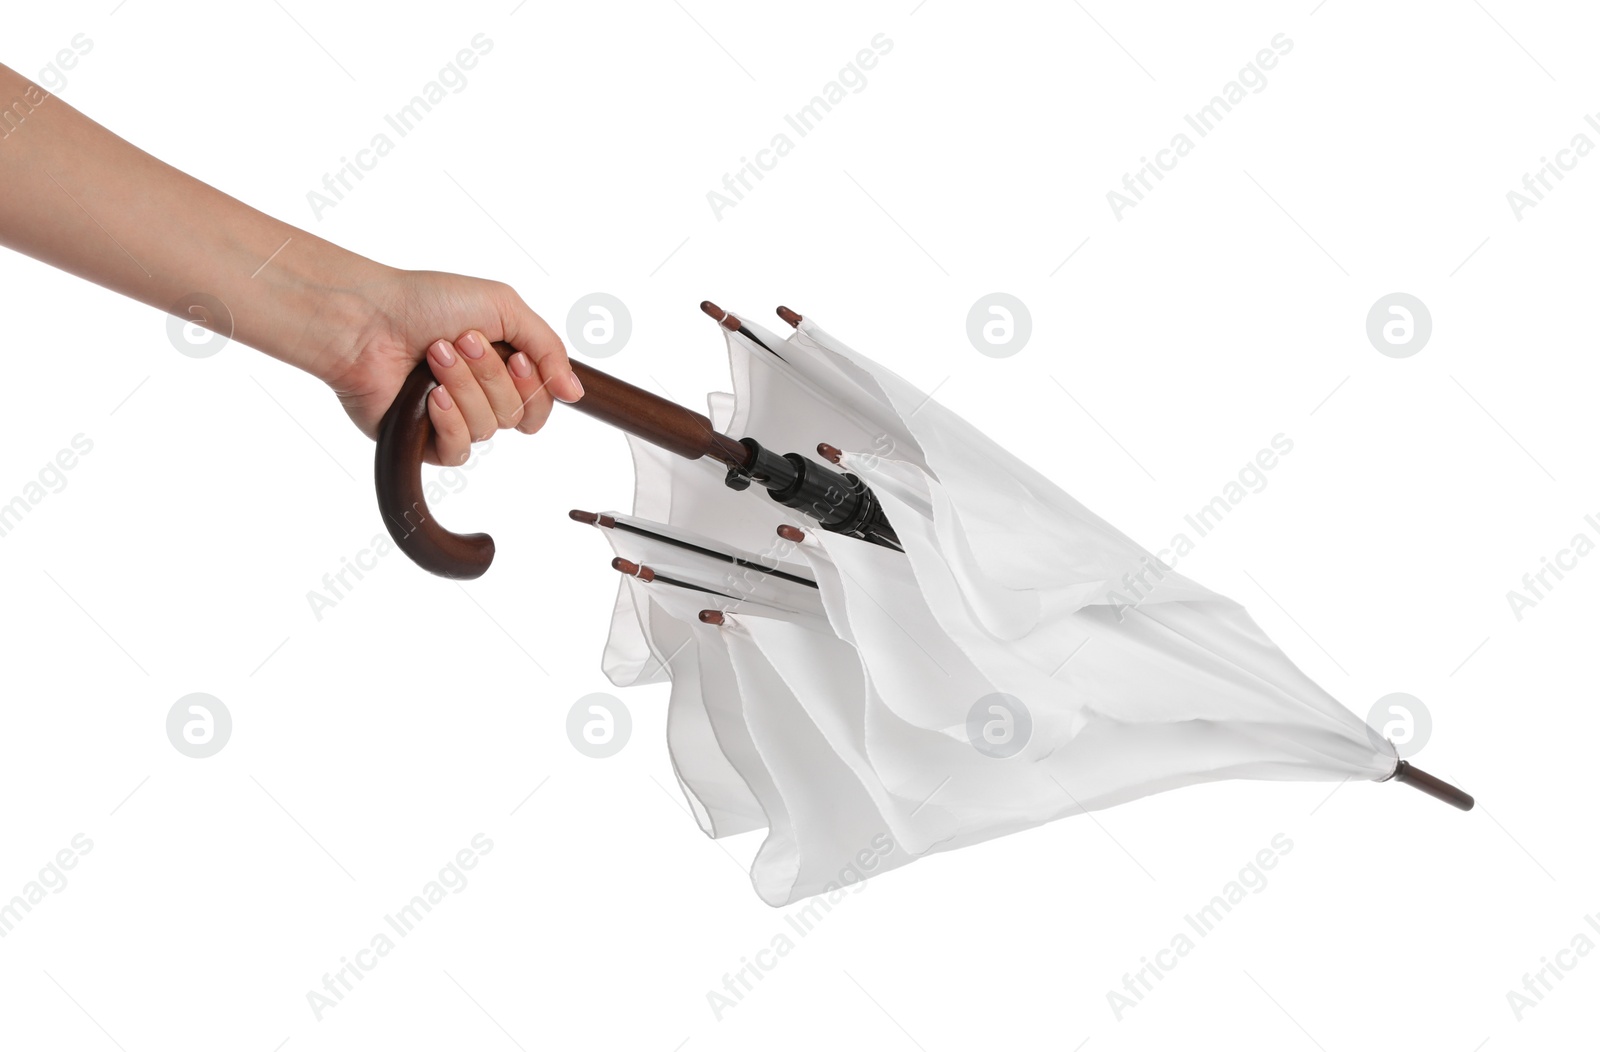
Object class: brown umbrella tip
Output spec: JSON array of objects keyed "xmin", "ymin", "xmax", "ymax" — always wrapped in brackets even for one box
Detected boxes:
[
  {"xmin": 569, "ymin": 509, "xmax": 599, "ymax": 524},
  {"xmin": 698, "ymin": 609, "xmax": 726, "ymax": 625},
  {"xmin": 776, "ymin": 306, "xmax": 803, "ymax": 328},
  {"xmin": 776, "ymin": 524, "xmax": 806, "ymax": 543},
  {"xmin": 1390, "ymin": 761, "xmax": 1475, "ymax": 811},
  {"xmin": 817, "ymin": 442, "xmax": 843, "ymax": 464}
]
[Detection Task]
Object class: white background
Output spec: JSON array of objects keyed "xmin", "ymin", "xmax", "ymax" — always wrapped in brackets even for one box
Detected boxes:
[{"xmin": 2, "ymin": 1, "xmax": 1595, "ymax": 1049}]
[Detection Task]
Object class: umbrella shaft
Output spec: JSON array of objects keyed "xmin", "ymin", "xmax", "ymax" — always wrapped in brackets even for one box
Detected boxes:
[
  {"xmin": 564, "ymin": 363, "xmax": 897, "ymax": 547},
  {"xmin": 727, "ymin": 438, "xmax": 901, "ymax": 550},
  {"xmin": 567, "ymin": 361, "xmax": 749, "ymax": 467}
]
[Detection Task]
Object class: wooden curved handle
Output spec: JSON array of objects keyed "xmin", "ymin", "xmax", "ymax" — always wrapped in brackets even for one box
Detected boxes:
[
  {"xmin": 373, "ymin": 352, "xmax": 498, "ymax": 580},
  {"xmin": 375, "ymin": 341, "xmax": 749, "ymax": 579}
]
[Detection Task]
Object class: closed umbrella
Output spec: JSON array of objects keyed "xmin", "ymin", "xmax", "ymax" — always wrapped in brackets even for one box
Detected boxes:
[{"xmin": 375, "ymin": 301, "xmax": 1473, "ymax": 906}]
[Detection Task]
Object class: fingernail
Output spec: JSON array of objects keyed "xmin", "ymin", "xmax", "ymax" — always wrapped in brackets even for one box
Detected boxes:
[
  {"xmin": 429, "ymin": 339, "xmax": 456, "ymax": 367},
  {"xmin": 509, "ymin": 351, "xmax": 533, "ymax": 378},
  {"xmin": 556, "ymin": 370, "xmax": 584, "ymax": 403},
  {"xmin": 432, "ymin": 386, "xmax": 453, "ymax": 410},
  {"xmin": 459, "ymin": 332, "xmax": 484, "ymax": 359}
]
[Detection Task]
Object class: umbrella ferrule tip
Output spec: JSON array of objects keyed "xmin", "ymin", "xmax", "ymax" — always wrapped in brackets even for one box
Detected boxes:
[{"xmin": 1390, "ymin": 760, "xmax": 1475, "ymax": 811}]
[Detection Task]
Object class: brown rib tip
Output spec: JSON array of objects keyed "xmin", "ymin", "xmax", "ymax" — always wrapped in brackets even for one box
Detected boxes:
[
  {"xmin": 610, "ymin": 557, "xmax": 655, "ymax": 582},
  {"xmin": 698, "ymin": 610, "xmax": 726, "ymax": 625},
  {"xmin": 700, "ymin": 300, "xmax": 740, "ymax": 331},
  {"xmin": 569, "ymin": 509, "xmax": 599, "ymax": 524},
  {"xmin": 816, "ymin": 442, "xmax": 842, "ymax": 464},
  {"xmin": 699, "ymin": 300, "xmax": 724, "ymax": 320},
  {"xmin": 776, "ymin": 524, "xmax": 805, "ymax": 543},
  {"xmin": 776, "ymin": 306, "xmax": 802, "ymax": 328}
]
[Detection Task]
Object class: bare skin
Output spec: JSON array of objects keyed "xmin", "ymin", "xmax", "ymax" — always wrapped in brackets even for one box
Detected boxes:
[{"xmin": 0, "ymin": 62, "xmax": 583, "ymax": 465}]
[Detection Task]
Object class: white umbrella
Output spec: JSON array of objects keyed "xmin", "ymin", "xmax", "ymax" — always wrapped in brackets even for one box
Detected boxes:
[{"xmin": 375, "ymin": 301, "xmax": 1474, "ymax": 907}]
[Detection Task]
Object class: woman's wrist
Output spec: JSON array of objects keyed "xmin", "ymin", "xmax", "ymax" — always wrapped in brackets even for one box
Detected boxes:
[{"xmin": 234, "ymin": 233, "xmax": 397, "ymax": 387}]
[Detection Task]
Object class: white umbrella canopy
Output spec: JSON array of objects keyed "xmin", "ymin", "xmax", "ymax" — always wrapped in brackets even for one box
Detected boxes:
[
  {"xmin": 374, "ymin": 300, "xmax": 1474, "ymax": 908},
  {"xmin": 570, "ymin": 306, "xmax": 1460, "ymax": 907}
]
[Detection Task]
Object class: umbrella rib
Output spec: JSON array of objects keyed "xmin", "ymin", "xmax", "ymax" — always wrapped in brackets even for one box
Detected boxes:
[
  {"xmin": 607, "ymin": 517, "xmax": 818, "ymax": 589},
  {"xmin": 701, "ymin": 300, "xmax": 785, "ymax": 360},
  {"xmin": 645, "ymin": 570, "xmax": 742, "ymax": 600},
  {"xmin": 612, "ymin": 557, "xmax": 742, "ymax": 601}
]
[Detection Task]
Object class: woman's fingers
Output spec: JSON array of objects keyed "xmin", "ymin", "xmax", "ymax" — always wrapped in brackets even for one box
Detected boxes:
[
  {"xmin": 455, "ymin": 330, "xmax": 526, "ymax": 430},
  {"xmin": 409, "ymin": 283, "xmax": 581, "ymax": 453},
  {"xmin": 426, "ymin": 338, "xmax": 497, "ymax": 442},
  {"xmin": 427, "ymin": 384, "xmax": 472, "ymax": 466},
  {"xmin": 506, "ymin": 349, "xmax": 556, "ymax": 434},
  {"xmin": 499, "ymin": 288, "xmax": 583, "ymax": 414}
]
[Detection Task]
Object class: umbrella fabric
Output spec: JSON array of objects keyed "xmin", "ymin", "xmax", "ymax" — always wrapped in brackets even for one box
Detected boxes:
[{"xmin": 587, "ymin": 312, "xmax": 1398, "ymax": 907}]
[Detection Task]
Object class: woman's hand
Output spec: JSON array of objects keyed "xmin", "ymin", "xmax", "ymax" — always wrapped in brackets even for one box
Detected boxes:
[{"xmin": 325, "ymin": 269, "xmax": 585, "ymax": 465}]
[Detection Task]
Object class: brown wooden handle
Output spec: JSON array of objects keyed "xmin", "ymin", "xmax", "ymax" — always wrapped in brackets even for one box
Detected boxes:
[
  {"xmin": 375, "ymin": 341, "xmax": 749, "ymax": 579},
  {"xmin": 373, "ymin": 354, "xmax": 496, "ymax": 579}
]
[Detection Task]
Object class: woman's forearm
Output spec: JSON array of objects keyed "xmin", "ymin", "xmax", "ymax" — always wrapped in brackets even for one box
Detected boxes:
[
  {"xmin": 2, "ymin": 60, "xmax": 580, "ymax": 463},
  {"xmin": 0, "ymin": 62, "xmax": 378, "ymax": 382}
]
